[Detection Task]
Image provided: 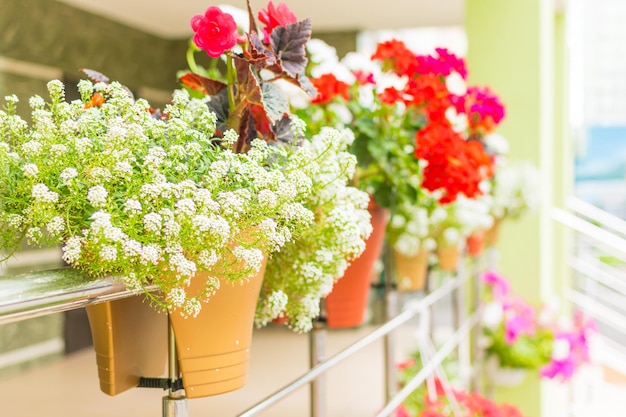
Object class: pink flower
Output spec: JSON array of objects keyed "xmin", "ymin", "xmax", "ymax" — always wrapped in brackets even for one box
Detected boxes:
[
  {"xmin": 481, "ymin": 270, "xmax": 510, "ymax": 298},
  {"xmin": 258, "ymin": 1, "xmax": 298, "ymax": 42},
  {"xmin": 191, "ymin": 7, "xmax": 238, "ymax": 58}
]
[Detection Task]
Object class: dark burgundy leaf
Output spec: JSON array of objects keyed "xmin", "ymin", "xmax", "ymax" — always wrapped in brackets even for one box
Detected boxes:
[
  {"xmin": 245, "ymin": 32, "xmax": 278, "ymax": 70},
  {"xmin": 261, "ymin": 82, "xmax": 289, "ymax": 123},
  {"xmin": 271, "ymin": 115, "xmax": 302, "ymax": 146},
  {"xmin": 270, "ymin": 18, "xmax": 312, "ymax": 78},
  {"xmin": 205, "ymin": 89, "xmax": 229, "ymax": 133},
  {"xmin": 246, "ymin": 0, "xmax": 258, "ymax": 38}
]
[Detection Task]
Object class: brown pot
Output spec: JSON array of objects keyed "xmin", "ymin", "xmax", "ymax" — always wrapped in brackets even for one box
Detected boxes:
[
  {"xmin": 324, "ymin": 198, "xmax": 388, "ymax": 329},
  {"xmin": 169, "ymin": 257, "xmax": 267, "ymax": 398},
  {"xmin": 466, "ymin": 230, "xmax": 486, "ymax": 257},
  {"xmin": 484, "ymin": 218, "xmax": 503, "ymax": 247},
  {"xmin": 394, "ymin": 249, "xmax": 429, "ymax": 292},
  {"xmin": 86, "ymin": 295, "xmax": 168, "ymax": 396},
  {"xmin": 436, "ymin": 245, "xmax": 460, "ymax": 272}
]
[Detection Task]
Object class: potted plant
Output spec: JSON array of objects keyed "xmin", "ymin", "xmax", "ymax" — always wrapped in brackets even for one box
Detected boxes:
[
  {"xmin": 180, "ymin": 2, "xmax": 372, "ymax": 333},
  {"xmin": 0, "ymin": 0, "xmax": 369, "ymax": 397},
  {"xmin": 480, "ymin": 270, "xmax": 596, "ymax": 385}
]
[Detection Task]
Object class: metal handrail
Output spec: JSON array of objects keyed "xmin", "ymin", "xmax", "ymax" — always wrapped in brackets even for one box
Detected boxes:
[
  {"xmin": 238, "ymin": 274, "xmax": 470, "ymax": 417},
  {"xmin": 0, "ymin": 268, "xmax": 155, "ymax": 325},
  {"xmin": 374, "ymin": 310, "xmax": 480, "ymax": 417},
  {"xmin": 568, "ymin": 196, "xmax": 626, "ymax": 237}
]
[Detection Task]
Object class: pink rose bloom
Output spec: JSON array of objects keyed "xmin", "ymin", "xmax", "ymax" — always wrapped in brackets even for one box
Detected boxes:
[
  {"xmin": 191, "ymin": 7, "xmax": 238, "ymax": 58},
  {"xmin": 258, "ymin": 1, "xmax": 298, "ymax": 42}
]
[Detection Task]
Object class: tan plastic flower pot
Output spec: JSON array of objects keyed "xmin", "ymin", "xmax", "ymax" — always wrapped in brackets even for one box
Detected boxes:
[
  {"xmin": 86, "ymin": 295, "xmax": 168, "ymax": 396},
  {"xmin": 325, "ymin": 200, "xmax": 388, "ymax": 329},
  {"xmin": 484, "ymin": 217, "xmax": 503, "ymax": 247},
  {"xmin": 394, "ymin": 249, "xmax": 429, "ymax": 292},
  {"xmin": 169, "ymin": 258, "xmax": 267, "ymax": 398},
  {"xmin": 436, "ymin": 245, "xmax": 460, "ymax": 272}
]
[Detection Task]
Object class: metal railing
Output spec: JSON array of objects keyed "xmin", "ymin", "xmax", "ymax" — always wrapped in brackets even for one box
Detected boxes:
[
  {"xmin": 0, "ymin": 249, "xmax": 482, "ymax": 416},
  {"xmin": 552, "ymin": 196, "xmax": 626, "ymax": 415}
]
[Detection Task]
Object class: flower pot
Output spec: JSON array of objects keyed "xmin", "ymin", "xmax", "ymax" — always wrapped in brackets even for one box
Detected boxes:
[
  {"xmin": 485, "ymin": 217, "xmax": 503, "ymax": 247},
  {"xmin": 169, "ymin": 258, "xmax": 267, "ymax": 398},
  {"xmin": 86, "ymin": 295, "xmax": 168, "ymax": 396},
  {"xmin": 324, "ymin": 200, "xmax": 388, "ymax": 329},
  {"xmin": 393, "ymin": 249, "xmax": 429, "ymax": 292},
  {"xmin": 436, "ymin": 245, "xmax": 459, "ymax": 272},
  {"xmin": 485, "ymin": 356, "xmax": 526, "ymax": 386},
  {"xmin": 466, "ymin": 230, "xmax": 486, "ymax": 257}
]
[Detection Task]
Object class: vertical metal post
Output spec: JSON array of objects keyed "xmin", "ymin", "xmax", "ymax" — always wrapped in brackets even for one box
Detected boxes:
[
  {"xmin": 309, "ymin": 321, "xmax": 326, "ymax": 417},
  {"xmin": 470, "ymin": 254, "xmax": 484, "ymax": 394},
  {"xmin": 382, "ymin": 242, "xmax": 396, "ymax": 402},
  {"xmin": 163, "ymin": 316, "xmax": 188, "ymax": 417}
]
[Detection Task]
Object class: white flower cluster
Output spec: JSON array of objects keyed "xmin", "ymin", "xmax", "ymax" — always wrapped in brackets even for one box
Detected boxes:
[
  {"xmin": 257, "ymin": 128, "xmax": 372, "ymax": 333},
  {"xmin": 0, "ymin": 81, "xmax": 322, "ymax": 316},
  {"xmin": 490, "ymin": 159, "xmax": 540, "ymax": 220}
]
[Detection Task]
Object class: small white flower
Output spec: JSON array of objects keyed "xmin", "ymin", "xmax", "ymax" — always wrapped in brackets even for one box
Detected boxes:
[
  {"xmin": 481, "ymin": 302, "xmax": 504, "ymax": 330},
  {"xmin": 87, "ymin": 185, "xmax": 108, "ymax": 207},
  {"xmin": 50, "ymin": 144, "xmax": 68, "ymax": 157},
  {"xmin": 62, "ymin": 236, "xmax": 83, "ymax": 264},
  {"xmin": 21, "ymin": 163, "xmax": 39, "ymax": 177},
  {"xmin": 99, "ymin": 245, "xmax": 118, "ymax": 261},
  {"xmin": 123, "ymin": 198, "xmax": 142, "ymax": 213},
  {"xmin": 31, "ymin": 183, "xmax": 59, "ymax": 203},
  {"xmin": 122, "ymin": 239, "xmax": 142, "ymax": 258},
  {"xmin": 169, "ymin": 253, "xmax": 197, "ymax": 278},
  {"xmin": 143, "ymin": 212, "xmax": 162, "ymax": 233},
  {"xmin": 21, "ymin": 140, "xmax": 43, "ymax": 155},
  {"xmin": 139, "ymin": 244, "xmax": 161, "ymax": 265},
  {"xmin": 60, "ymin": 168, "xmax": 78, "ymax": 185},
  {"xmin": 46, "ymin": 216, "xmax": 65, "ymax": 236},
  {"xmin": 198, "ymin": 249, "xmax": 219, "ymax": 268},
  {"xmin": 182, "ymin": 298, "xmax": 202, "ymax": 318},
  {"xmin": 257, "ymin": 189, "xmax": 278, "ymax": 209},
  {"xmin": 167, "ymin": 287, "xmax": 186, "ymax": 308},
  {"xmin": 233, "ymin": 246, "xmax": 264, "ymax": 273},
  {"xmin": 175, "ymin": 198, "xmax": 196, "ymax": 216},
  {"xmin": 113, "ymin": 161, "xmax": 133, "ymax": 177}
]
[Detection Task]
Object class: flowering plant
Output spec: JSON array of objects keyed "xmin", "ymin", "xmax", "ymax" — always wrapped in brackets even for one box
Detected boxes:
[
  {"xmin": 181, "ymin": 0, "xmax": 315, "ymax": 151},
  {"xmin": 394, "ymin": 361, "xmax": 526, "ymax": 417},
  {"xmin": 294, "ymin": 39, "xmax": 504, "ymax": 259},
  {"xmin": 0, "ymin": 79, "xmax": 325, "ymax": 317},
  {"xmin": 179, "ymin": 1, "xmax": 370, "ymax": 328},
  {"xmin": 481, "ymin": 271, "xmax": 595, "ymax": 381},
  {"xmin": 255, "ymin": 127, "xmax": 372, "ymax": 332}
]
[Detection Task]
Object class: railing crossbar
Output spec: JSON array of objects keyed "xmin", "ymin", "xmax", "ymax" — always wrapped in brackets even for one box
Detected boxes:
[
  {"xmin": 237, "ymin": 275, "xmax": 468, "ymax": 417},
  {"xmin": 569, "ymin": 257, "xmax": 626, "ymax": 297},
  {"xmin": 568, "ymin": 289, "xmax": 626, "ymax": 335},
  {"xmin": 373, "ymin": 311, "xmax": 480, "ymax": 417}
]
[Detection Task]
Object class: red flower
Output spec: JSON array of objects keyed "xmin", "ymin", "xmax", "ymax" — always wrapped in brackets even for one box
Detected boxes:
[
  {"xmin": 84, "ymin": 92, "xmax": 105, "ymax": 109},
  {"xmin": 379, "ymin": 87, "xmax": 404, "ymax": 105},
  {"xmin": 372, "ymin": 39, "xmax": 417, "ymax": 76},
  {"xmin": 311, "ymin": 73, "xmax": 350, "ymax": 104},
  {"xmin": 258, "ymin": 1, "xmax": 298, "ymax": 42},
  {"xmin": 191, "ymin": 7, "xmax": 238, "ymax": 58},
  {"xmin": 415, "ymin": 122, "xmax": 491, "ymax": 203}
]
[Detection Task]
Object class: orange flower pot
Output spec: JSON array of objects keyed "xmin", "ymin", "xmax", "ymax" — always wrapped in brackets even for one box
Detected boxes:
[
  {"xmin": 325, "ymin": 200, "xmax": 388, "ymax": 329},
  {"xmin": 86, "ymin": 295, "xmax": 168, "ymax": 396},
  {"xmin": 169, "ymin": 258, "xmax": 267, "ymax": 399},
  {"xmin": 394, "ymin": 249, "xmax": 429, "ymax": 292},
  {"xmin": 436, "ymin": 245, "xmax": 460, "ymax": 272},
  {"xmin": 466, "ymin": 230, "xmax": 486, "ymax": 257}
]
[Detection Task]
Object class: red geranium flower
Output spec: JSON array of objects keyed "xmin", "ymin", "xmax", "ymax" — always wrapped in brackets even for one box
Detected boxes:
[
  {"xmin": 191, "ymin": 7, "xmax": 238, "ymax": 58},
  {"xmin": 372, "ymin": 39, "xmax": 417, "ymax": 76},
  {"xmin": 311, "ymin": 73, "xmax": 350, "ymax": 104},
  {"xmin": 258, "ymin": 1, "xmax": 298, "ymax": 42}
]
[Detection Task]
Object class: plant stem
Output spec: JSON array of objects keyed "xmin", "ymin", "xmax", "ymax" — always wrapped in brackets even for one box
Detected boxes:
[
  {"xmin": 226, "ymin": 54, "xmax": 236, "ymax": 118},
  {"xmin": 186, "ymin": 40, "xmax": 200, "ymax": 74}
]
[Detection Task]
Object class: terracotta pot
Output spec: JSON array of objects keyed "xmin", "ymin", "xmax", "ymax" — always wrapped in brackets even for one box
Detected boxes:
[
  {"xmin": 325, "ymin": 199, "xmax": 388, "ymax": 329},
  {"xmin": 86, "ymin": 295, "xmax": 168, "ymax": 396},
  {"xmin": 169, "ymin": 258, "xmax": 267, "ymax": 399},
  {"xmin": 393, "ymin": 249, "xmax": 429, "ymax": 292},
  {"xmin": 436, "ymin": 245, "xmax": 460, "ymax": 272},
  {"xmin": 484, "ymin": 218, "xmax": 503, "ymax": 247},
  {"xmin": 466, "ymin": 230, "xmax": 486, "ymax": 257}
]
